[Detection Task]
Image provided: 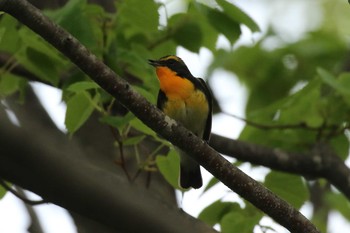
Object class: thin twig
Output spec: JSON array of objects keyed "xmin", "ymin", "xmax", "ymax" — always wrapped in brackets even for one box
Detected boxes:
[
  {"xmin": 109, "ymin": 126, "xmax": 132, "ymax": 181},
  {"xmin": 223, "ymin": 111, "xmax": 321, "ymax": 131},
  {"xmin": 0, "ymin": 179, "xmax": 46, "ymax": 205}
]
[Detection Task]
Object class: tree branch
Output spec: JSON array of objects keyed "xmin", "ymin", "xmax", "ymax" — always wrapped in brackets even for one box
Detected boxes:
[
  {"xmin": 0, "ymin": 117, "xmax": 216, "ymax": 233},
  {"xmin": 0, "ymin": 179, "xmax": 46, "ymax": 205},
  {"xmin": 210, "ymin": 134, "xmax": 350, "ymax": 200},
  {"xmin": 0, "ymin": 1, "xmax": 320, "ymax": 232}
]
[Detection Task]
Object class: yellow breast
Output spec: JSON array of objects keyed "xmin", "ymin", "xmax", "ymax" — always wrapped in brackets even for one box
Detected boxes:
[{"xmin": 162, "ymin": 89, "xmax": 209, "ymax": 137}]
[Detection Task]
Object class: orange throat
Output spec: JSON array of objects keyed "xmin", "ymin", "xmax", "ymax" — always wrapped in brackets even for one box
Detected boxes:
[{"xmin": 156, "ymin": 67, "xmax": 194, "ymax": 100}]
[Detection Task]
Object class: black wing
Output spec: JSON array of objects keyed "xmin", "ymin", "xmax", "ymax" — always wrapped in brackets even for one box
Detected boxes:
[
  {"xmin": 197, "ymin": 78, "xmax": 212, "ymax": 142},
  {"xmin": 157, "ymin": 89, "xmax": 167, "ymax": 110}
]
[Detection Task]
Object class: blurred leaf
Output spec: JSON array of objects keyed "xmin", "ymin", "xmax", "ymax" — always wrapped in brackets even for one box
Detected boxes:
[
  {"xmin": 156, "ymin": 149, "xmax": 180, "ymax": 189},
  {"xmin": 15, "ymin": 28, "xmax": 68, "ymax": 85},
  {"xmin": 206, "ymin": 8, "xmax": 241, "ymax": 44},
  {"xmin": 216, "ymin": 0, "xmax": 260, "ymax": 32},
  {"xmin": 330, "ymin": 135, "xmax": 349, "ymax": 160},
  {"xmin": 199, "ymin": 200, "xmax": 240, "ymax": 226},
  {"xmin": 66, "ymin": 81, "xmax": 99, "ymax": 92},
  {"xmin": 49, "ymin": 0, "xmax": 102, "ymax": 52},
  {"xmin": 240, "ymin": 79, "xmax": 324, "ymax": 151},
  {"xmin": 133, "ymin": 86, "xmax": 157, "ymax": 104},
  {"xmin": 188, "ymin": 3, "xmax": 219, "ymax": 51},
  {"xmin": 337, "ymin": 73, "xmax": 350, "ymax": 105},
  {"xmin": 65, "ymin": 91, "xmax": 99, "ymax": 133},
  {"xmin": 123, "ymin": 135, "xmax": 146, "ymax": 146},
  {"xmin": 0, "ymin": 73, "xmax": 21, "ymax": 96},
  {"xmin": 117, "ymin": 0, "xmax": 159, "ymax": 39},
  {"xmin": 317, "ymin": 68, "xmax": 349, "ymax": 94},
  {"xmin": 202, "ymin": 176, "xmax": 220, "ymax": 193},
  {"xmin": 326, "ymin": 192, "xmax": 350, "ymax": 220},
  {"xmin": 194, "ymin": 3, "xmax": 240, "ymax": 44},
  {"xmin": 17, "ymin": 47, "xmax": 59, "ymax": 85},
  {"xmin": 264, "ymin": 171, "xmax": 308, "ymax": 209},
  {"xmin": 168, "ymin": 14, "xmax": 203, "ymax": 52},
  {"xmin": 0, "ymin": 185, "xmax": 6, "ymax": 200}
]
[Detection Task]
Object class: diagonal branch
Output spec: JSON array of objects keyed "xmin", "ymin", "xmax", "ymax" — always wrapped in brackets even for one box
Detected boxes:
[{"xmin": 0, "ymin": 1, "xmax": 319, "ymax": 232}]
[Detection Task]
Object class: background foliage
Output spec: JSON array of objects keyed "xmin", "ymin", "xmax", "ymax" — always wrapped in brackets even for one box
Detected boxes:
[{"xmin": 1, "ymin": 0, "xmax": 350, "ymax": 232}]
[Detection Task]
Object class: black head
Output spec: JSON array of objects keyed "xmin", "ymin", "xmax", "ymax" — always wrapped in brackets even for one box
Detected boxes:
[{"xmin": 148, "ymin": 55, "xmax": 193, "ymax": 78}]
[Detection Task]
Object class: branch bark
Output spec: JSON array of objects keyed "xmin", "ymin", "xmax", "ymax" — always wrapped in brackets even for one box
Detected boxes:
[
  {"xmin": 0, "ymin": 0, "xmax": 320, "ymax": 232},
  {"xmin": 210, "ymin": 134, "xmax": 350, "ymax": 200}
]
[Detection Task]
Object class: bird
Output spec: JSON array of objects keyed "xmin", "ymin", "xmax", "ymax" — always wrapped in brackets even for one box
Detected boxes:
[{"xmin": 148, "ymin": 55, "xmax": 212, "ymax": 189}]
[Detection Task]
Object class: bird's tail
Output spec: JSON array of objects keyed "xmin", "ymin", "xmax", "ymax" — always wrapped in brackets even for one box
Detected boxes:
[{"xmin": 179, "ymin": 150, "xmax": 202, "ymax": 189}]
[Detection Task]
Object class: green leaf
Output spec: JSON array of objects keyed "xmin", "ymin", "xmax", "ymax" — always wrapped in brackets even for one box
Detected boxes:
[
  {"xmin": 0, "ymin": 185, "xmax": 6, "ymax": 200},
  {"xmin": 168, "ymin": 14, "xmax": 203, "ymax": 52},
  {"xmin": 0, "ymin": 15, "xmax": 21, "ymax": 53},
  {"xmin": 337, "ymin": 72, "xmax": 350, "ymax": 105},
  {"xmin": 99, "ymin": 112, "xmax": 135, "ymax": 129},
  {"xmin": 65, "ymin": 91, "xmax": 99, "ymax": 133},
  {"xmin": 15, "ymin": 27, "xmax": 67, "ymax": 85},
  {"xmin": 129, "ymin": 118, "xmax": 156, "ymax": 137},
  {"xmin": 326, "ymin": 192, "xmax": 350, "ymax": 220},
  {"xmin": 317, "ymin": 69, "xmax": 350, "ymax": 108},
  {"xmin": 188, "ymin": 3, "xmax": 219, "ymax": 51},
  {"xmin": 156, "ymin": 149, "xmax": 180, "ymax": 189},
  {"xmin": 66, "ymin": 81, "xmax": 99, "ymax": 92},
  {"xmin": 317, "ymin": 68, "xmax": 345, "ymax": 93},
  {"xmin": 264, "ymin": 171, "xmax": 308, "ymax": 209},
  {"xmin": 18, "ymin": 47, "xmax": 60, "ymax": 85},
  {"xmin": 216, "ymin": 0, "xmax": 260, "ymax": 32},
  {"xmin": 221, "ymin": 211, "xmax": 260, "ymax": 233},
  {"xmin": 49, "ymin": 0, "xmax": 101, "ymax": 52},
  {"xmin": 239, "ymin": 79, "xmax": 324, "ymax": 151},
  {"xmin": 330, "ymin": 135, "xmax": 349, "ymax": 160},
  {"xmin": 338, "ymin": 73, "xmax": 350, "ymax": 89},
  {"xmin": 117, "ymin": 0, "xmax": 159, "ymax": 38},
  {"xmin": 133, "ymin": 86, "xmax": 157, "ymax": 104},
  {"xmin": 202, "ymin": 176, "xmax": 219, "ymax": 193},
  {"xmin": 198, "ymin": 200, "xmax": 241, "ymax": 226},
  {"xmin": 0, "ymin": 73, "xmax": 21, "ymax": 96},
  {"xmin": 123, "ymin": 135, "xmax": 146, "ymax": 146},
  {"xmin": 206, "ymin": 7, "xmax": 241, "ymax": 44}
]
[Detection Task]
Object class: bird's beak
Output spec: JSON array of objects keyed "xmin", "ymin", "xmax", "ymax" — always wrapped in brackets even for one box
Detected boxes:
[{"xmin": 148, "ymin": 59, "xmax": 160, "ymax": 67}]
